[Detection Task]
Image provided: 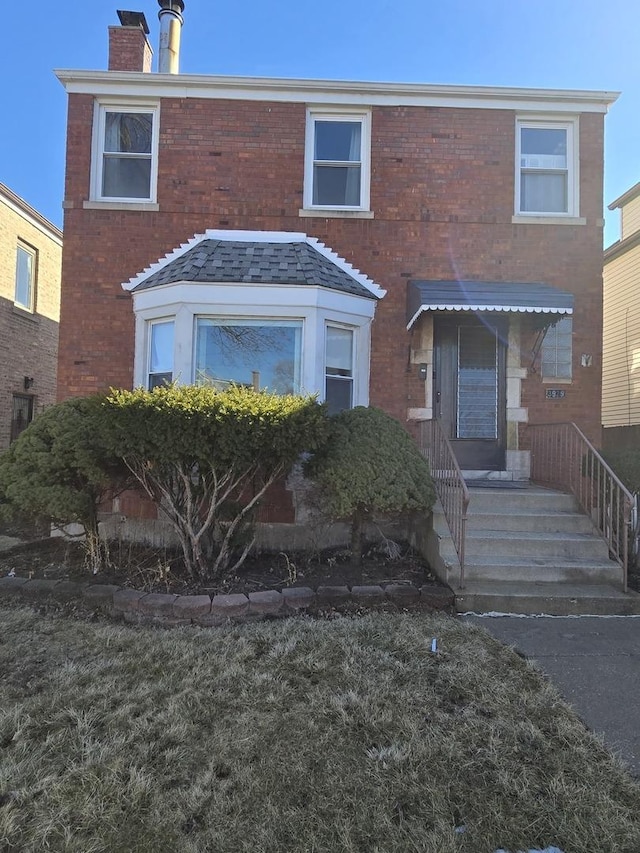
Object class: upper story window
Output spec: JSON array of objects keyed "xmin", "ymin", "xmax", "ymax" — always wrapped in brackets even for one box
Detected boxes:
[
  {"xmin": 516, "ymin": 119, "xmax": 578, "ymax": 217},
  {"xmin": 541, "ymin": 316, "xmax": 572, "ymax": 380},
  {"xmin": 92, "ymin": 103, "xmax": 159, "ymax": 203},
  {"xmin": 15, "ymin": 243, "xmax": 36, "ymax": 311},
  {"xmin": 304, "ymin": 110, "xmax": 371, "ymax": 211}
]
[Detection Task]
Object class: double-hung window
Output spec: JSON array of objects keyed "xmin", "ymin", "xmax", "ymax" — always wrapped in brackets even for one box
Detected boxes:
[
  {"xmin": 148, "ymin": 320, "xmax": 174, "ymax": 389},
  {"xmin": 93, "ymin": 103, "xmax": 159, "ymax": 202},
  {"xmin": 541, "ymin": 316, "xmax": 572, "ymax": 380},
  {"xmin": 15, "ymin": 243, "xmax": 36, "ymax": 311},
  {"xmin": 325, "ymin": 326, "xmax": 354, "ymax": 414},
  {"xmin": 304, "ymin": 110, "xmax": 371, "ymax": 211},
  {"xmin": 516, "ymin": 119, "xmax": 577, "ymax": 216}
]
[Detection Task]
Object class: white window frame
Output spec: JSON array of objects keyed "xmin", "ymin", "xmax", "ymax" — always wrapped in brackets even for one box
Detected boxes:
[
  {"xmin": 303, "ymin": 108, "xmax": 371, "ymax": 212},
  {"xmin": 147, "ymin": 318, "xmax": 175, "ymax": 389},
  {"xmin": 90, "ymin": 101, "xmax": 160, "ymax": 203},
  {"xmin": 325, "ymin": 323, "xmax": 354, "ymax": 414},
  {"xmin": 515, "ymin": 117, "xmax": 579, "ymax": 218},
  {"xmin": 132, "ymin": 282, "xmax": 374, "ymax": 408},
  {"xmin": 14, "ymin": 242, "xmax": 36, "ymax": 312},
  {"xmin": 194, "ymin": 317, "xmax": 304, "ymax": 394},
  {"xmin": 541, "ymin": 316, "xmax": 573, "ymax": 381}
]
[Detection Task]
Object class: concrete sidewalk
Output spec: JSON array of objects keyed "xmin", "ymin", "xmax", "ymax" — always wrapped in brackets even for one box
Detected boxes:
[{"xmin": 462, "ymin": 614, "xmax": 640, "ymax": 778}]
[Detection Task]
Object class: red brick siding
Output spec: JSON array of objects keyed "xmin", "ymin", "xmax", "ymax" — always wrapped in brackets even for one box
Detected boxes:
[
  {"xmin": 108, "ymin": 26, "xmax": 153, "ymax": 73},
  {"xmin": 58, "ymin": 96, "xmax": 605, "ymax": 514}
]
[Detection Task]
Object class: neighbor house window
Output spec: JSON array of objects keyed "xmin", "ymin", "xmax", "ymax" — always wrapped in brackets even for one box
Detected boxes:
[
  {"xmin": 325, "ymin": 326, "xmax": 354, "ymax": 414},
  {"xmin": 92, "ymin": 103, "xmax": 159, "ymax": 202},
  {"xmin": 541, "ymin": 316, "xmax": 572, "ymax": 380},
  {"xmin": 304, "ymin": 110, "xmax": 371, "ymax": 210},
  {"xmin": 516, "ymin": 120, "xmax": 577, "ymax": 216},
  {"xmin": 148, "ymin": 320, "xmax": 174, "ymax": 389},
  {"xmin": 15, "ymin": 243, "xmax": 36, "ymax": 311},
  {"xmin": 11, "ymin": 394, "xmax": 33, "ymax": 442},
  {"xmin": 195, "ymin": 319, "xmax": 303, "ymax": 393}
]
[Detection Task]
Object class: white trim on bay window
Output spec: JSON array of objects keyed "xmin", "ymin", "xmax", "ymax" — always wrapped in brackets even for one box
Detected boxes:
[
  {"xmin": 147, "ymin": 318, "xmax": 174, "ymax": 389},
  {"xmin": 303, "ymin": 108, "xmax": 371, "ymax": 212},
  {"xmin": 132, "ymin": 281, "xmax": 374, "ymax": 407},
  {"xmin": 90, "ymin": 100, "xmax": 160, "ymax": 203},
  {"xmin": 515, "ymin": 116, "xmax": 579, "ymax": 218}
]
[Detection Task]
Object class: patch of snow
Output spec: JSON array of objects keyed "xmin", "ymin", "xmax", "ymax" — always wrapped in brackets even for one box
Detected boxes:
[{"xmin": 460, "ymin": 611, "xmax": 640, "ymax": 619}]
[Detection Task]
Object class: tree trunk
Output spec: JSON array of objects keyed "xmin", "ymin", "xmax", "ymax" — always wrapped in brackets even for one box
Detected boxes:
[{"xmin": 350, "ymin": 507, "xmax": 366, "ymax": 566}]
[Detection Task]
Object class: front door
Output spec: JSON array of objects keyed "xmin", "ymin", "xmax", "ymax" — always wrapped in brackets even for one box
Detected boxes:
[{"xmin": 434, "ymin": 315, "xmax": 507, "ymax": 470}]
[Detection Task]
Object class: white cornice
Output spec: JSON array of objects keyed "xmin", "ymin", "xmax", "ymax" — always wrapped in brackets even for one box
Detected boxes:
[
  {"xmin": 0, "ymin": 183, "xmax": 63, "ymax": 244},
  {"xmin": 55, "ymin": 69, "xmax": 619, "ymax": 114}
]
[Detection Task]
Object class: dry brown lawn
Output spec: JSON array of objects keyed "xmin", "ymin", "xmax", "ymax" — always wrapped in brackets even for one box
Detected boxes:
[{"xmin": 0, "ymin": 606, "xmax": 639, "ymax": 852}]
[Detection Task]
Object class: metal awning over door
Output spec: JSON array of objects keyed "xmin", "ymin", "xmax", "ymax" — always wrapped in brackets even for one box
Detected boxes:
[{"xmin": 407, "ymin": 280, "xmax": 574, "ymax": 328}]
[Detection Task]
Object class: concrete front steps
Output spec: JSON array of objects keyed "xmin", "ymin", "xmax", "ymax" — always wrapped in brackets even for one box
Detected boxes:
[{"xmin": 429, "ymin": 485, "xmax": 640, "ymax": 616}]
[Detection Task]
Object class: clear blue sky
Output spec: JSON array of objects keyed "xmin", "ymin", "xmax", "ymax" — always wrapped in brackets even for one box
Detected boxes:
[{"xmin": 2, "ymin": 0, "xmax": 639, "ymax": 246}]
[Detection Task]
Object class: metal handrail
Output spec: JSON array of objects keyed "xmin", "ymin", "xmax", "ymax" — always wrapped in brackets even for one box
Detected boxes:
[
  {"xmin": 418, "ymin": 419, "xmax": 470, "ymax": 588},
  {"xmin": 528, "ymin": 422, "xmax": 634, "ymax": 592}
]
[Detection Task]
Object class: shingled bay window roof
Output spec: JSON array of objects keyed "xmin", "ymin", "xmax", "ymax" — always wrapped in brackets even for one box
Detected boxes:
[
  {"xmin": 406, "ymin": 279, "xmax": 574, "ymax": 328},
  {"xmin": 124, "ymin": 230, "xmax": 383, "ymax": 299}
]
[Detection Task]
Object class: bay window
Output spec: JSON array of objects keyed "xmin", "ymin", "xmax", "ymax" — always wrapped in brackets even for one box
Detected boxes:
[
  {"xmin": 148, "ymin": 320, "xmax": 174, "ymax": 389},
  {"xmin": 325, "ymin": 326, "xmax": 354, "ymax": 414},
  {"xmin": 195, "ymin": 319, "xmax": 303, "ymax": 393}
]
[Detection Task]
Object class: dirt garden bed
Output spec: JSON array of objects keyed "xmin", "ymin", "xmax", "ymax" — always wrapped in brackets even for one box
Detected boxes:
[{"xmin": 0, "ymin": 536, "xmax": 438, "ymax": 594}]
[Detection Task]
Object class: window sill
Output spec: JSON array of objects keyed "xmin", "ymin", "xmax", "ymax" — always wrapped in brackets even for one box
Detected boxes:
[
  {"xmin": 542, "ymin": 377, "xmax": 572, "ymax": 384},
  {"xmin": 511, "ymin": 215, "xmax": 586, "ymax": 226},
  {"xmin": 83, "ymin": 200, "xmax": 160, "ymax": 212},
  {"xmin": 12, "ymin": 305, "xmax": 38, "ymax": 322},
  {"xmin": 299, "ymin": 208, "xmax": 374, "ymax": 219}
]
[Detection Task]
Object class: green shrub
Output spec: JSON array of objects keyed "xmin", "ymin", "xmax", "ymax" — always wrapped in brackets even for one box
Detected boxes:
[
  {"xmin": 103, "ymin": 384, "xmax": 328, "ymax": 581},
  {"xmin": 305, "ymin": 406, "xmax": 436, "ymax": 564},
  {"xmin": 0, "ymin": 396, "xmax": 127, "ymax": 572},
  {"xmin": 603, "ymin": 449, "xmax": 640, "ymax": 494}
]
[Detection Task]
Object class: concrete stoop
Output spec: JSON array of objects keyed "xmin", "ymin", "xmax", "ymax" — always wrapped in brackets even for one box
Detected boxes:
[
  {"xmin": 429, "ymin": 485, "xmax": 640, "ymax": 616},
  {"xmin": 455, "ymin": 580, "xmax": 640, "ymax": 616}
]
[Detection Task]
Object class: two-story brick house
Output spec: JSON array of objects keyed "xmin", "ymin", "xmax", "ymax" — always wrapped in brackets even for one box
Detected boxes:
[
  {"xmin": 0, "ymin": 183, "xmax": 62, "ymax": 451},
  {"xmin": 55, "ymin": 3, "xmax": 616, "ymax": 525}
]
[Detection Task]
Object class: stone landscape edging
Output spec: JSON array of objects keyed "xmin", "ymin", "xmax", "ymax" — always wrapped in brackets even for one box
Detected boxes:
[{"xmin": 0, "ymin": 575, "xmax": 454, "ymax": 626}]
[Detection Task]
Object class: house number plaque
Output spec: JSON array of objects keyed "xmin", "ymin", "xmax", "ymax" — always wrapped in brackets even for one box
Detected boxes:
[{"xmin": 545, "ymin": 389, "xmax": 566, "ymax": 399}]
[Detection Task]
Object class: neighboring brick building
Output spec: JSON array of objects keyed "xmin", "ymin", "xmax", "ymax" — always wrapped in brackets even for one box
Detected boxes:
[
  {"xmin": 0, "ymin": 183, "xmax": 62, "ymax": 451},
  {"xmin": 55, "ymin": 3, "xmax": 616, "ymax": 501}
]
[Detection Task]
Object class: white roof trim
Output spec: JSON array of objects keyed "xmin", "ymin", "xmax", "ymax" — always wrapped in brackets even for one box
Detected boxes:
[
  {"xmin": 121, "ymin": 228, "xmax": 386, "ymax": 298},
  {"xmin": 55, "ymin": 70, "xmax": 619, "ymax": 114},
  {"xmin": 407, "ymin": 303, "xmax": 573, "ymax": 329},
  {"xmin": 0, "ymin": 183, "xmax": 63, "ymax": 245}
]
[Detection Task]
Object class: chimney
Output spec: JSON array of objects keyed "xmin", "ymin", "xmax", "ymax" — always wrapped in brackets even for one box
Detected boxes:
[
  {"xmin": 158, "ymin": 0, "xmax": 185, "ymax": 74},
  {"xmin": 109, "ymin": 11, "xmax": 152, "ymax": 72}
]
